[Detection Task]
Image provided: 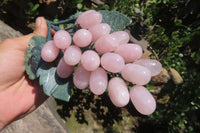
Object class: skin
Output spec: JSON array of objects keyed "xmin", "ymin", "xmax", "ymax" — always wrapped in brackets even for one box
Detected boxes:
[{"xmin": 0, "ymin": 17, "xmax": 49, "ymax": 130}]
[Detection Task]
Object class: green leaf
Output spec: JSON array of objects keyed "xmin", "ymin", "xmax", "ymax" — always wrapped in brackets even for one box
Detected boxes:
[
  {"xmin": 25, "ymin": 36, "xmax": 71, "ymax": 102},
  {"xmin": 25, "ymin": 35, "xmax": 46, "ymax": 80},
  {"xmin": 99, "ymin": 10, "xmax": 132, "ymax": 33},
  {"xmin": 52, "ymin": 80, "xmax": 72, "ymax": 102},
  {"xmin": 77, "ymin": 3, "xmax": 83, "ymax": 9},
  {"xmin": 68, "ymin": 10, "xmax": 132, "ymax": 33},
  {"xmin": 174, "ymin": 18, "xmax": 182, "ymax": 26},
  {"xmin": 36, "ymin": 58, "xmax": 72, "ymax": 102}
]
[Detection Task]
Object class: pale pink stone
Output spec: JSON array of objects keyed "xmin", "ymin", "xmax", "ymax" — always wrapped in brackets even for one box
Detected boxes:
[
  {"xmin": 53, "ymin": 30, "xmax": 72, "ymax": 49},
  {"xmin": 73, "ymin": 65, "xmax": 91, "ymax": 89},
  {"xmin": 64, "ymin": 45, "xmax": 82, "ymax": 66},
  {"xmin": 111, "ymin": 31, "xmax": 130, "ymax": 45},
  {"xmin": 121, "ymin": 64, "xmax": 151, "ymax": 85},
  {"xmin": 108, "ymin": 77, "xmax": 130, "ymax": 107},
  {"xmin": 94, "ymin": 34, "xmax": 119, "ymax": 53},
  {"xmin": 89, "ymin": 67, "xmax": 108, "ymax": 95},
  {"xmin": 130, "ymin": 85, "xmax": 156, "ymax": 115},
  {"xmin": 73, "ymin": 29, "xmax": 92, "ymax": 47},
  {"xmin": 88, "ymin": 23, "xmax": 111, "ymax": 42},
  {"xmin": 57, "ymin": 58, "xmax": 74, "ymax": 78},
  {"xmin": 115, "ymin": 43, "xmax": 143, "ymax": 63},
  {"xmin": 77, "ymin": 10, "xmax": 102, "ymax": 29},
  {"xmin": 81, "ymin": 50, "xmax": 100, "ymax": 71},
  {"xmin": 101, "ymin": 53, "xmax": 125, "ymax": 73},
  {"xmin": 134, "ymin": 59, "xmax": 162, "ymax": 76},
  {"xmin": 41, "ymin": 40, "xmax": 59, "ymax": 62}
]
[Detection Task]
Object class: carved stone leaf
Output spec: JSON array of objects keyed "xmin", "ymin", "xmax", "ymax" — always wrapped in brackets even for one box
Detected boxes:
[
  {"xmin": 99, "ymin": 10, "xmax": 132, "ymax": 33},
  {"xmin": 67, "ymin": 10, "xmax": 132, "ymax": 33},
  {"xmin": 25, "ymin": 36, "xmax": 46, "ymax": 80},
  {"xmin": 36, "ymin": 59, "xmax": 71, "ymax": 102},
  {"xmin": 25, "ymin": 36, "xmax": 71, "ymax": 102}
]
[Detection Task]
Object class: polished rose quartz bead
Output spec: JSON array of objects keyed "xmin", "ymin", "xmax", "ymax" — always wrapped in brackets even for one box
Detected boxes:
[
  {"xmin": 57, "ymin": 58, "xmax": 74, "ymax": 78},
  {"xmin": 108, "ymin": 77, "xmax": 130, "ymax": 107},
  {"xmin": 89, "ymin": 67, "xmax": 108, "ymax": 95},
  {"xmin": 115, "ymin": 43, "xmax": 143, "ymax": 63},
  {"xmin": 121, "ymin": 63, "xmax": 151, "ymax": 85},
  {"xmin": 73, "ymin": 65, "xmax": 91, "ymax": 89},
  {"xmin": 64, "ymin": 45, "xmax": 82, "ymax": 66},
  {"xmin": 81, "ymin": 50, "xmax": 100, "ymax": 71},
  {"xmin": 88, "ymin": 23, "xmax": 111, "ymax": 42},
  {"xmin": 111, "ymin": 31, "xmax": 130, "ymax": 45},
  {"xmin": 53, "ymin": 30, "xmax": 72, "ymax": 49},
  {"xmin": 41, "ymin": 40, "xmax": 59, "ymax": 62},
  {"xmin": 134, "ymin": 59, "xmax": 162, "ymax": 76},
  {"xmin": 94, "ymin": 34, "xmax": 119, "ymax": 53},
  {"xmin": 76, "ymin": 10, "xmax": 102, "ymax": 29},
  {"xmin": 130, "ymin": 85, "xmax": 156, "ymax": 115},
  {"xmin": 101, "ymin": 53, "xmax": 125, "ymax": 73},
  {"xmin": 73, "ymin": 29, "xmax": 92, "ymax": 47}
]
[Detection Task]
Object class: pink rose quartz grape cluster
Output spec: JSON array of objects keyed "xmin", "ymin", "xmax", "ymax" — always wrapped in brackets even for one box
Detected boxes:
[{"xmin": 41, "ymin": 10, "xmax": 162, "ymax": 115}]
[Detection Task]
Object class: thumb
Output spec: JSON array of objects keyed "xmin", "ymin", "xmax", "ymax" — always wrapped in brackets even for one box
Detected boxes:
[
  {"xmin": 32, "ymin": 17, "xmax": 48, "ymax": 37},
  {"xmin": 15, "ymin": 17, "xmax": 48, "ymax": 46}
]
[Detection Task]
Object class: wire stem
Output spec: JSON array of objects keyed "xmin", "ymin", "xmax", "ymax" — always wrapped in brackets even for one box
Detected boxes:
[
  {"xmin": 51, "ymin": 17, "xmax": 77, "ymax": 25},
  {"xmin": 46, "ymin": 20, "xmax": 52, "ymax": 41}
]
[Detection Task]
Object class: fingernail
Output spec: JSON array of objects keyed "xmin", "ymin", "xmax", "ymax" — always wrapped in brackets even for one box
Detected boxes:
[{"xmin": 35, "ymin": 17, "xmax": 41, "ymax": 28}]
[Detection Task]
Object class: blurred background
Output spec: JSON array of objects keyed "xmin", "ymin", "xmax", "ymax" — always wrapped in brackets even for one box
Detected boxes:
[{"xmin": 0, "ymin": 0, "xmax": 200, "ymax": 132}]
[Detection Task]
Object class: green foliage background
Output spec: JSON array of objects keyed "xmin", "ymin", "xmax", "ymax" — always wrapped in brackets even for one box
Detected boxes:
[{"xmin": 1, "ymin": 0, "xmax": 200, "ymax": 132}]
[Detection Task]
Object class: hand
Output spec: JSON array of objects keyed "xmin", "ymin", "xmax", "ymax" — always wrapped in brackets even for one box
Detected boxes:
[{"xmin": 0, "ymin": 17, "xmax": 48, "ymax": 130}]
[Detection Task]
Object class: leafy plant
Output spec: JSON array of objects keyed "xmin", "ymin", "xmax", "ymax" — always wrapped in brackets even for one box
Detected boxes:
[{"xmin": 131, "ymin": 0, "xmax": 200, "ymax": 132}]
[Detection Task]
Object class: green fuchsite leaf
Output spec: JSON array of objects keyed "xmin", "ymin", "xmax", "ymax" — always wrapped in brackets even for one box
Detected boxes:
[
  {"xmin": 25, "ymin": 35, "xmax": 46, "ymax": 80},
  {"xmin": 51, "ymin": 78, "xmax": 72, "ymax": 102},
  {"xmin": 66, "ymin": 10, "xmax": 132, "ymax": 34},
  {"xmin": 99, "ymin": 10, "xmax": 132, "ymax": 33},
  {"xmin": 36, "ymin": 58, "xmax": 71, "ymax": 101},
  {"xmin": 25, "ymin": 35, "xmax": 71, "ymax": 102}
]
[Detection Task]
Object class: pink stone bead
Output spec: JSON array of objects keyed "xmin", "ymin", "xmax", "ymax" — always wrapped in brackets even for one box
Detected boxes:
[
  {"xmin": 53, "ymin": 30, "xmax": 72, "ymax": 49},
  {"xmin": 134, "ymin": 59, "xmax": 162, "ymax": 76},
  {"xmin": 73, "ymin": 65, "xmax": 91, "ymax": 89},
  {"xmin": 73, "ymin": 29, "xmax": 92, "ymax": 47},
  {"xmin": 115, "ymin": 43, "xmax": 143, "ymax": 63},
  {"xmin": 57, "ymin": 58, "xmax": 74, "ymax": 78},
  {"xmin": 88, "ymin": 23, "xmax": 111, "ymax": 42},
  {"xmin": 121, "ymin": 63, "xmax": 151, "ymax": 85},
  {"xmin": 94, "ymin": 34, "xmax": 119, "ymax": 53},
  {"xmin": 81, "ymin": 50, "xmax": 100, "ymax": 71},
  {"xmin": 41, "ymin": 40, "xmax": 59, "ymax": 62},
  {"xmin": 77, "ymin": 10, "xmax": 102, "ymax": 29},
  {"xmin": 108, "ymin": 77, "xmax": 130, "ymax": 107},
  {"xmin": 89, "ymin": 67, "xmax": 108, "ymax": 95},
  {"xmin": 101, "ymin": 53, "xmax": 125, "ymax": 73},
  {"xmin": 130, "ymin": 85, "xmax": 156, "ymax": 115},
  {"xmin": 111, "ymin": 31, "xmax": 130, "ymax": 45},
  {"xmin": 64, "ymin": 45, "xmax": 82, "ymax": 66}
]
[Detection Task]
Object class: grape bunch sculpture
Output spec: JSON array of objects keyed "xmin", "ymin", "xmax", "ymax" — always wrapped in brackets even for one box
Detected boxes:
[{"xmin": 25, "ymin": 10, "xmax": 162, "ymax": 115}]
